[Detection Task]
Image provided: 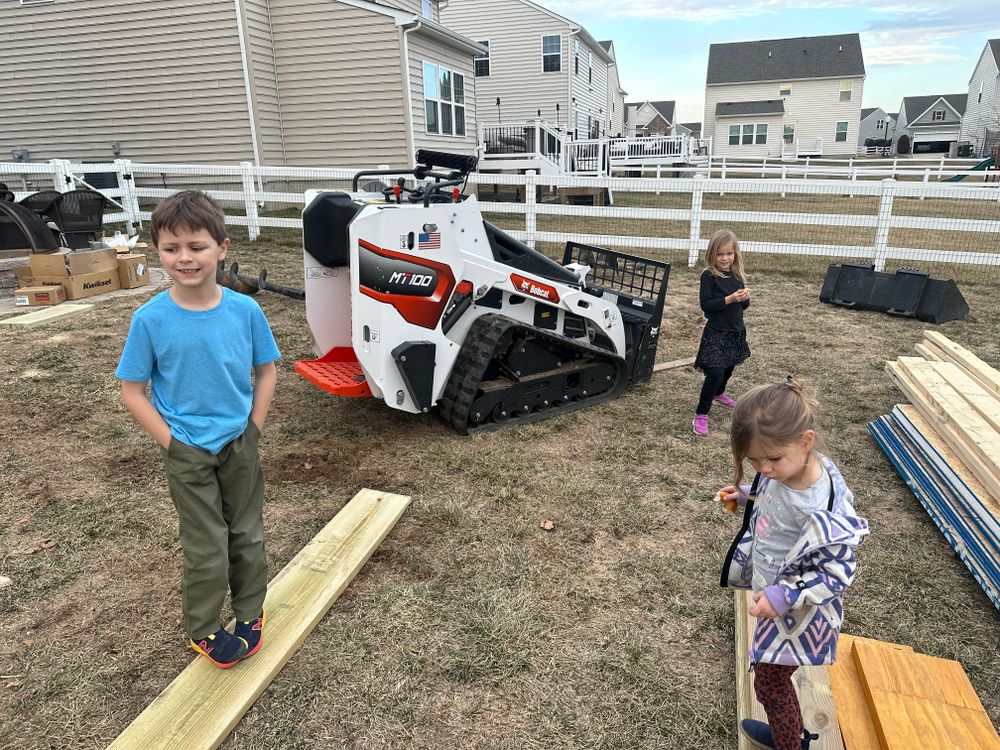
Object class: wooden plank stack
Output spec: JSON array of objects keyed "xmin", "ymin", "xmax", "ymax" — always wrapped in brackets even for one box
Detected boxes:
[
  {"xmin": 828, "ymin": 635, "xmax": 1000, "ymax": 750},
  {"xmin": 872, "ymin": 331, "xmax": 1000, "ymax": 611}
]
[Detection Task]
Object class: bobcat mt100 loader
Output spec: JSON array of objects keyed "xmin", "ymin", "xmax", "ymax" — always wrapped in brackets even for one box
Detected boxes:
[{"xmin": 294, "ymin": 150, "xmax": 670, "ymax": 434}]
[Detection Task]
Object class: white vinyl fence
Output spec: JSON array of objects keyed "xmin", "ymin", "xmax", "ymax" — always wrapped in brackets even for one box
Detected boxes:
[{"xmin": 2, "ymin": 159, "xmax": 999, "ymax": 275}]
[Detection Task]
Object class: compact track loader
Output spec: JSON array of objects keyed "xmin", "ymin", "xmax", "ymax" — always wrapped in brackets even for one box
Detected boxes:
[{"xmin": 294, "ymin": 150, "xmax": 670, "ymax": 433}]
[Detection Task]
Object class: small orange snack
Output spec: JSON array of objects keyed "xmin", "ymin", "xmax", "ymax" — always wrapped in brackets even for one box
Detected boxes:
[{"xmin": 719, "ymin": 490, "xmax": 739, "ymax": 513}]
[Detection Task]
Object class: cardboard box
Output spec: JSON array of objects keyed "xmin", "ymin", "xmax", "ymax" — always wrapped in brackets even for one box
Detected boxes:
[
  {"xmin": 117, "ymin": 254, "xmax": 150, "ymax": 289},
  {"xmin": 15, "ymin": 284, "xmax": 66, "ymax": 307},
  {"xmin": 34, "ymin": 270, "xmax": 121, "ymax": 300},
  {"xmin": 29, "ymin": 247, "xmax": 119, "ymax": 278},
  {"xmin": 102, "ymin": 236, "xmax": 150, "ymax": 254}
]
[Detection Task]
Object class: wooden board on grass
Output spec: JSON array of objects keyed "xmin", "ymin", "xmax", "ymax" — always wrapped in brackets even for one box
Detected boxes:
[
  {"xmin": 734, "ymin": 590, "xmax": 844, "ymax": 750},
  {"xmin": 923, "ymin": 331, "xmax": 1000, "ymax": 398},
  {"xmin": 0, "ymin": 303, "xmax": 94, "ymax": 328},
  {"xmin": 107, "ymin": 488, "xmax": 411, "ymax": 750},
  {"xmin": 853, "ymin": 641, "xmax": 1000, "ymax": 750},
  {"xmin": 652, "ymin": 356, "xmax": 696, "ymax": 373}
]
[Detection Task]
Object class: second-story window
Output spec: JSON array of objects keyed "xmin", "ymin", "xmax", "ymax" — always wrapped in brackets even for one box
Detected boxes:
[
  {"xmin": 542, "ymin": 35, "xmax": 561, "ymax": 73},
  {"xmin": 979, "ymin": 81, "xmax": 984, "ymax": 104},
  {"xmin": 932, "ymin": 109, "xmax": 945, "ymax": 121},
  {"xmin": 779, "ymin": 83, "xmax": 792, "ymax": 96},
  {"xmin": 876, "ymin": 119, "xmax": 884, "ymax": 129},
  {"xmin": 588, "ymin": 52, "xmax": 593, "ymax": 83},
  {"xmin": 475, "ymin": 41, "xmax": 490, "ymax": 77},
  {"xmin": 574, "ymin": 39, "xmax": 580, "ymax": 75},
  {"xmin": 421, "ymin": 0, "xmax": 433, "ymax": 20},
  {"xmin": 839, "ymin": 80, "xmax": 852, "ymax": 102}
]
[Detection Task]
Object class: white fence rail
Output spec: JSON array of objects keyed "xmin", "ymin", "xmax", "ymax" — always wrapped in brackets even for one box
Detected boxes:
[{"xmin": 2, "ymin": 159, "xmax": 998, "ymax": 273}]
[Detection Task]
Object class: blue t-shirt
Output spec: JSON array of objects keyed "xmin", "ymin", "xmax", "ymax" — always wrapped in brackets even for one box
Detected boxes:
[{"xmin": 116, "ymin": 288, "xmax": 281, "ymax": 454}]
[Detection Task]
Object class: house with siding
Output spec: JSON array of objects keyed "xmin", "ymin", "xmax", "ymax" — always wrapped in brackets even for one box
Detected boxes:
[
  {"xmin": 895, "ymin": 94, "xmax": 967, "ymax": 154},
  {"xmin": 626, "ymin": 101, "xmax": 677, "ymax": 135},
  {"xmin": 960, "ymin": 40, "xmax": 1000, "ymax": 156},
  {"xmin": 703, "ymin": 33, "xmax": 865, "ymax": 158},
  {"xmin": 857, "ymin": 107, "xmax": 896, "ymax": 150},
  {"xmin": 0, "ymin": 0, "xmax": 483, "ymax": 170},
  {"xmin": 600, "ymin": 41, "xmax": 628, "ymax": 137},
  {"xmin": 441, "ymin": 0, "xmax": 618, "ymax": 140}
]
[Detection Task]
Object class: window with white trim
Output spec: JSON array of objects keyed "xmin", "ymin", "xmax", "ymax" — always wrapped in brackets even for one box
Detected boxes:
[
  {"xmin": 588, "ymin": 52, "xmax": 593, "ymax": 84},
  {"xmin": 728, "ymin": 123, "xmax": 767, "ymax": 145},
  {"xmin": 783, "ymin": 124, "xmax": 794, "ymax": 144},
  {"xmin": 979, "ymin": 81, "xmax": 984, "ymax": 104},
  {"xmin": 779, "ymin": 83, "xmax": 792, "ymax": 96},
  {"xmin": 421, "ymin": 0, "xmax": 433, "ymax": 20},
  {"xmin": 574, "ymin": 39, "xmax": 580, "ymax": 75},
  {"xmin": 932, "ymin": 109, "xmax": 944, "ymax": 121},
  {"xmin": 542, "ymin": 35, "xmax": 561, "ymax": 73},
  {"xmin": 876, "ymin": 119, "xmax": 884, "ymax": 129},
  {"xmin": 474, "ymin": 41, "xmax": 490, "ymax": 77},
  {"xmin": 835, "ymin": 121, "xmax": 848, "ymax": 142},
  {"xmin": 839, "ymin": 80, "xmax": 852, "ymax": 102},
  {"xmin": 423, "ymin": 62, "xmax": 465, "ymax": 137}
]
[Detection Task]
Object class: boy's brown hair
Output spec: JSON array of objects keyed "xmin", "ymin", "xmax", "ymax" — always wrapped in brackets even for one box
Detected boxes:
[{"xmin": 151, "ymin": 190, "xmax": 227, "ymax": 246}]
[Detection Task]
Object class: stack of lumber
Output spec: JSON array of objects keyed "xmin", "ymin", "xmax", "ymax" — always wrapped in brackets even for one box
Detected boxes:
[
  {"xmin": 829, "ymin": 634, "xmax": 1000, "ymax": 750},
  {"xmin": 872, "ymin": 331, "xmax": 1000, "ymax": 611},
  {"xmin": 735, "ymin": 594, "xmax": 1000, "ymax": 749}
]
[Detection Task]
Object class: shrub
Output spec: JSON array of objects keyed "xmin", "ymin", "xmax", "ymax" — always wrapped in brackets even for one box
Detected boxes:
[
  {"xmin": 865, "ymin": 137, "xmax": 875, "ymax": 147},
  {"xmin": 897, "ymin": 134, "xmax": 911, "ymax": 154}
]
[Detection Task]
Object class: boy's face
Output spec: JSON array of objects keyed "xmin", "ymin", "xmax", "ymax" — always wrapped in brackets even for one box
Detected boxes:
[{"xmin": 156, "ymin": 226, "xmax": 229, "ymax": 292}]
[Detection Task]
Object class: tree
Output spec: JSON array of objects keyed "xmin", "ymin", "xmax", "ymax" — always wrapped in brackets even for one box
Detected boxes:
[{"xmin": 897, "ymin": 134, "xmax": 911, "ymax": 155}]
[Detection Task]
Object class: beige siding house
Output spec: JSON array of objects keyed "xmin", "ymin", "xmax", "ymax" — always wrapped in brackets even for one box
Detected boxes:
[
  {"xmin": 626, "ymin": 101, "xmax": 677, "ymax": 135},
  {"xmin": 960, "ymin": 40, "xmax": 1000, "ymax": 156},
  {"xmin": 601, "ymin": 41, "xmax": 627, "ymax": 138},
  {"xmin": 441, "ymin": 0, "xmax": 617, "ymax": 139},
  {"xmin": 704, "ymin": 33, "xmax": 865, "ymax": 158},
  {"xmin": 1, "ymin": 0, "xmax": 482, "ymax": 169}
]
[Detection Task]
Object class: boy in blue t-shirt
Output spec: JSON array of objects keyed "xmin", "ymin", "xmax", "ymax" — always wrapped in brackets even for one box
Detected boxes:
[{"xmin": 117, "ymin": 190, "xmax": 281, "ymax": 668}]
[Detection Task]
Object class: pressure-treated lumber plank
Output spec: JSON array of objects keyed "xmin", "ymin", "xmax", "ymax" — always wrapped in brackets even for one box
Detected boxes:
[
  {"xmin": 828, "ymin": 635, "xmax": 913, "ymax": 750},
  {"xmin": 108, "ymin": 488, "xmax": 411, "ymax": 750},
  {"xmin": 0, "ymin": 303, "xmax": 94, "ymax": 328},
  {"xmin": 853, "ymin": 641, "xmax": 1000, "ymax": 750},
  {"xmin": 930, "ymin": 360, "xmax": 1000, "ymax": 434},
  {"xmin": 923, "ymin": 331, "xmax": 1000, "ymax": 398},
  {"xmin": 734, "ymin": 590, "xmax": 844, "ymax": 750},
  {"xmin": 652, "ymin": 356, "xmax": 696, "ymax": 373}
]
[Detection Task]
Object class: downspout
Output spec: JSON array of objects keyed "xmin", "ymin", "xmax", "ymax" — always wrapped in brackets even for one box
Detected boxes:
[
  {"xmin": 401, "ymin": 21, "xmax": 422, "ymax": 166},
  {"xmin": 234, "ymin": 0, "xmax": 263, "ymax": 173},
  {"xmin": 568, "ymin": 29, "xmax": 578, "ymax": 139}
]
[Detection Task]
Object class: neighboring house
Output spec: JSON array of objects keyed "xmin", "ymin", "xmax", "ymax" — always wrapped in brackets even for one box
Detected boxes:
[
  {"xmin": 895, "ymin": 94, "xmax": 967, "ymax": 154},
  {"xmin": 626, "ymin": 101, "xmax": 677, "ymax": 135},
  {"xmin": 960, "ymin": 39, "xmax": 1000, "ymax": 156},
  {"xmin": 857, "ymin": 107, "xmax": 896, "ymax": 149},
  {"xmin": 680, "ymin": 122, "xmax": 703, "ymax": 138},
  {"xmin": 704, "ymin": 33, "xmax": 865, "ymax": 158},
  {"xmin": 441, "ymin": 0, "xmax": 617, "ymax": 139},
  {"xmin": 600, "ymin": 40, "xmax": 628, "ymax": 137},
  {"xmin": 1, "ymin": 0, "xmax": 483, "ymax": 169}
]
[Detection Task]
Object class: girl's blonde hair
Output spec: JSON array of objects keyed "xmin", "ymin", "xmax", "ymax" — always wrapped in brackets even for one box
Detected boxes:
[
  {"xmin": 704, "ymin": 229, "xmax": 745, "ymax": 282},
  {"xmin": 730, "ymin": 378, "xmax": 819, "ymax": 487}
]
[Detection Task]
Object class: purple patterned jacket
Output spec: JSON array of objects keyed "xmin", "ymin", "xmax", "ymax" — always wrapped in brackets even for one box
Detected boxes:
[{"xmin": 720, "ymin": 454, "xmax": 869, "ymax": 666}]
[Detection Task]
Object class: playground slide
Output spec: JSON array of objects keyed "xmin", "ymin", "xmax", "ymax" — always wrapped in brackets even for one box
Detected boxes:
[{"xmin": 943, "ymin": 156, "xmax": 995, "ymax": 182}]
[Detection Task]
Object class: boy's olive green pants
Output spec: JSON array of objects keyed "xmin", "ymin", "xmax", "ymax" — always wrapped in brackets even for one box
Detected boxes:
[{"xmin": 162, "ymin": 422, "xmax": 267, "ymax": 640}]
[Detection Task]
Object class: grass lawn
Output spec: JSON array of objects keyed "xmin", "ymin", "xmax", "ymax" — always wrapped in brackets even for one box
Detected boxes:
[{"xmin": 1, "ymin": 224, "xmax": 998, "ymax": 749}]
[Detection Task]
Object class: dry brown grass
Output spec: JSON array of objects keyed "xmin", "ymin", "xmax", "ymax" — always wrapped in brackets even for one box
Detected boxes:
[{"xmin": 1, "ymin": 224, "xmax": 998, "ymax": 749}]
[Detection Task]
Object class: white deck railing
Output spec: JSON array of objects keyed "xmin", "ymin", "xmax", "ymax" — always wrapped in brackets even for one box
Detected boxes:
[{"xmin": 2, "ymin": 160, "xmax": 997, "ymax": 273}]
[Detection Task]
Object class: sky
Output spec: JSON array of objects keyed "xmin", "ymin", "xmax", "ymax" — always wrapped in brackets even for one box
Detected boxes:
[{"xmin": 543, "ymin": 0, "xmax": 1000, "ymax": 125}]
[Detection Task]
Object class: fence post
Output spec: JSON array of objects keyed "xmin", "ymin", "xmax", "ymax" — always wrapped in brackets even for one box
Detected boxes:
[
  {"xmin": 938, "ymin": 154, "xmax": 945, "ymax": 180},
  {"xmin": 849, "ymin": 165, "xmax": 857, "ymax": 198},
  {"xmin": 761, "ymin": 157, "xmax": 767, "ymax": 178},
  {"xmin": 51, "ymin": 159, "xmax": 73, "ymax": 192},
  {"xmin": 240, "ymin": 161, "xmax": 261, "ymax": 240},
  {"xmin": 114, "ymin": 158, "xmax": 141, "ymax": 234},
  {"xmin": 719, "ymin": 160, "xmax": 726, "ymax": 196},
  {"xmin": 804, "ymin": 156, "xmax": 810, "ymax": 178},
  {"xmin": 873, "ymin": 178, "xmax": 895, "ymax": 272},
  {"xmin": 780, "ymin": 165, "xmax": 787, "ymax": 198},
  {"xmin": 688, "ymin": 174, "xmax": 705, "ymax": 267},
  {"xmin": 921, "ymin": 168, "xmax": 930, "ymax": 200},
  {"xmin": 891, "ymin": 158, "xmax": 897, "ymax": 179},
  {"xmin": 525, "ymin": 170, "xmax": 538, "ymax": 249}
]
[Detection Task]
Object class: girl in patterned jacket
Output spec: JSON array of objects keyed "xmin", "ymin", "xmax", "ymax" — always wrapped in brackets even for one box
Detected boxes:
[{"xmin": 718, "ymin": 379, "xmax": 869, "ymax": 750}]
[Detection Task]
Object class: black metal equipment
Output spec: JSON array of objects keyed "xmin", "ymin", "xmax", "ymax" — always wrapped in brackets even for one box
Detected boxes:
[{"xmin": 819, "ymin": 263, "xmax": 969, "ymax": 324}]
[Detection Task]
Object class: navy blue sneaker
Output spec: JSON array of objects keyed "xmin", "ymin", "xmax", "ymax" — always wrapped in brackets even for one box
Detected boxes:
[
  {"xmin": 234, "ymin": 611, "xmax": 265, "ymax": 659},
  {"xmin": 739, "ymin": 719, "xmax": 819, "ymax": 749},
  {"xmin": 190, "ymin": 627, "xmax": 247, "ymax": 668}
]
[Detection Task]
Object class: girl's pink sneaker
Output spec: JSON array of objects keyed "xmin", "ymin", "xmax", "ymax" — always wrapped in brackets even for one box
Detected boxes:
[
  {"xmin": 714, "ymin": 393, "xmax": 737, "ymax": 409},
  {"xmin": 692, "ymin": 414, "xmax": 709, "ymax": 437}
]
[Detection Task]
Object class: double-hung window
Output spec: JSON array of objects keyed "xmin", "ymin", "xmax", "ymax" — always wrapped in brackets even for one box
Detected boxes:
[
  {"xmin": 542, "ymin": 35, "xmax": 561, "ymax": 72},
  {"xmin": 729, "ymin": 123, "xmax": 767, "ymax": 145},
  {"xmin": 574, "ymin": 39, "xmax": 580, "ymax": 75},
  {"xmin": 423, "ymin": 62, "xmax": 465, "ymax": 137},
  {"xmin": 474, "ymin": 41, "xmax": 490, "ymax": 77},
  {"xmin": 779, "ymin": 83, "xmax": 792, "ymax": 96},
  {"xmin": 839, "ymin": 80, "xmax": 852, "ymax": 102},
  {"xmin": 835, "ymin": 121, "xmax": 848, "ymax": 142},
  {"xmin": 588, "ymin": 52, "xmax": 593, "ymax": 84}
]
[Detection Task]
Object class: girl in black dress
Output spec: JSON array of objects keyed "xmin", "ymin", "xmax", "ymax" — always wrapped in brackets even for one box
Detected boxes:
[{"xmin": 693, "ymin": 229, "xmax": 750, "ymax": 437}]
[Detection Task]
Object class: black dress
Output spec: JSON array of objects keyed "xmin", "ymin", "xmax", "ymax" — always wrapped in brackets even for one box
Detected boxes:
[{"xmin": 694, "ymin": 270, "xmax": 751, "ymax": 372}]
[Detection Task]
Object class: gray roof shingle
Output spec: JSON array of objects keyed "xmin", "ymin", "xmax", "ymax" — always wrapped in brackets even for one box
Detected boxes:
[
  {"xmin": 715, "ymin": 100, "xmax": 785, "ymax": 117},
  {"xmin": 707, "ymin": 33, "xmax": 864, "ymax": 85},
  {"xmin": 902, "ymin": 94, "xmax": 968, "ymax": 122},
  {"xmin": 990, "ymin": 39, "xmax": 1000, "ymax": 67}
]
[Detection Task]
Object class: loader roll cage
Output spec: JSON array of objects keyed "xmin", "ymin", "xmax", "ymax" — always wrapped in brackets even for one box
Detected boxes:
[{"xmin": 352, "ymin": 150, "xmax": 479, "ymax": 207}]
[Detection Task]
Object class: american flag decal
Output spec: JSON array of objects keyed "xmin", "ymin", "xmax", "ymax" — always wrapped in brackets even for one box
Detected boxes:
[{"xmin": 418, "ymin": 231, "xmax": 441, "ymax": 250}]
